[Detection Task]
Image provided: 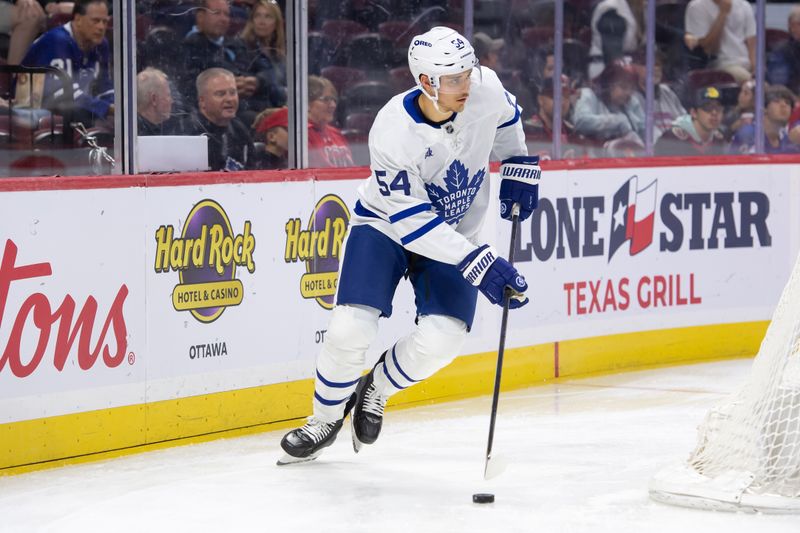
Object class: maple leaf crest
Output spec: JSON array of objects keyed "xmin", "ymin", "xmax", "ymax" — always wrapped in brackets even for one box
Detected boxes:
[{"xmin": 424, "ymin": 160, "xmax": 487, "ymax": 224}]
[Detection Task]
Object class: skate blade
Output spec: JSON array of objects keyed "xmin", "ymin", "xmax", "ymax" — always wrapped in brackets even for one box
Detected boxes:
[
  {"xmin": 276, "ymin": 450, "xmax": 322, "ymax": 466},
  {"xmin": 352, "ymin": 428, "xmax": 364, "ymax": 453}
]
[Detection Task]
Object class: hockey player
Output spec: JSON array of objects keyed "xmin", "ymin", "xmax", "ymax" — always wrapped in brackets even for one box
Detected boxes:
[{"xmin": 278, "ymin": 27, "xmax": 541, "ymax": 464}]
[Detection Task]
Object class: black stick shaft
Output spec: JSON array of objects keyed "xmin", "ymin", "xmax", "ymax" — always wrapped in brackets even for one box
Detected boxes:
[{"xmin": 485, "ymin": 206, "xmax": 520, "ymax": 465}]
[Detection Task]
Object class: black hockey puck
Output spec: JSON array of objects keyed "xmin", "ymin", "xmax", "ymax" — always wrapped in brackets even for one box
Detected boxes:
[{"xmin": 472, "ymin": 493, "xmax": 495, "ymax": 504}]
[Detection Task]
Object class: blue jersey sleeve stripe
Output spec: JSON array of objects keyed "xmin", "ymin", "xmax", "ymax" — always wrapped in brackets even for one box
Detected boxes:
[
  {"xmin": 400, "ymin": 216, "xmax": 445, "ymax": 245},
  {"xmin": 389, "ymin": 203, "xmax": 432, "ymax": 223},
  {"xmin": 498, "ymin": 106, "xmax": 521, "ymax": 129},
  {"xmin": 316, "ymin": 370, "xmax": 361, "ymax": 388}
]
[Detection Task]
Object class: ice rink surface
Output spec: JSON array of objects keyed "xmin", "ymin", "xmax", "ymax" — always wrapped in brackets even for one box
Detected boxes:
[{"xmin": 2, "ymin": 359, "xmax": 798, "ymax": 533}]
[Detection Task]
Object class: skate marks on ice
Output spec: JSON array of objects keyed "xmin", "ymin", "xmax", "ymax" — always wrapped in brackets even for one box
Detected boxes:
[{"xmin": 1, "ymin": 360, "xmax": 799, "ymax": 533}]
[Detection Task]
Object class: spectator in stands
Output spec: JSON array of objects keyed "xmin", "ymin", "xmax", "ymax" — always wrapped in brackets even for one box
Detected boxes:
[
  {"xmin": 2, "ymin": 0, "xmax": 45, "ymax": 64},
  {"xmin": 21, "ymin": 0, "xmax": 113, "ymax": 127},
  {"xmin": 234, "ymin": 0, "xmax": 287, "ymax": 112},
  {"xmin": 655, "ymin": 86, "xmax": 726, "ymax": 156},
  {"xmin": 137, "ymin": 67, "xmax": 184, "ymax": 136},
  {"xmin": 253, "ymin": 106, "xmax": 288, "ymax": 169},
  {"xmin": 574, "ymin": 61, "xmax": 645, "ymax": 143},
  {"xmin": 684, "ymin": 0, "xmax": 756, "ymax": 83},
  {"xmin": 721, "ymin": 78, "xmax": 754, "ymax": 139},
  {"xmin": 630, "ymin": 51, "xmax": 686, "ymax": 143},
  {"xmin": 473, "ymin": 31, "xmax": 533, "ymax": 119},
  {"xmin": 184, "ymin": 68, "xmax": 255, "ymax": 171},
  {"xmin": 788, "ymin": 102, "xmax": 800, "ymax": 146},
  {"xmin": 524, "ymin": 75, "xmax": 580, "ymax": 159},
  {"xmin": 588, "ymin": 0, "xmax": 644, "ymax": 79},
  {"xmin": 472, "ymin": 32, "xmax": 503, "ymax": 72},
  {"xmin": 729, "ymin": 85, "xmax": 798, "ymax": 154},
  {"xmin": 308, "ymin": 75, "xmax": 353, "ymax": 168},
  {"xmin": 767, "ymin": 6, "xmax": 800, "ymax": 94},
  {"xmin": 180, "ymin": 0, "xmax": 282, "ymax": 124}
]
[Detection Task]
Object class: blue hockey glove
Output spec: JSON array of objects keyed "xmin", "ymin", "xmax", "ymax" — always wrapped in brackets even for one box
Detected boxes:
[
  {"xmin": 458, "ymin": 245, "xmax": 529, "ymax": 309},
  {"xmin": 499, "ymin": 155, "xmax": 541, "ymax": 221}
]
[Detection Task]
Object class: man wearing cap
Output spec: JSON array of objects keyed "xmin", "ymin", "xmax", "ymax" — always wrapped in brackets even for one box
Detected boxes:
[
  {"xmin": 253, "ymin": 106, "xmax": 289, "ymax": 169},
  {"xmin": 729, "ymin": 85, "xmax": 798, "ymax": 154},
  {"xmin": 474, "ymin": 31, "xmax": 534, "ymax": 115},
  {"xmin": 524, "ymin": 75, "xmax": 580, "ymax": 159},
  {"xmin": 655, "ymin": 86, "xmax": 726, "ymax": 156},
  {"xmin": 472, "ymin": 32, "xmax": 504, "ymax": 72}
]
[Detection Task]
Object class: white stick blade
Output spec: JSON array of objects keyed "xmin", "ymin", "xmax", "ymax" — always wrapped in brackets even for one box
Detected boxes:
[{"xmin": 484, "ymin": 453, "xmax": 508, "ymax": 480}]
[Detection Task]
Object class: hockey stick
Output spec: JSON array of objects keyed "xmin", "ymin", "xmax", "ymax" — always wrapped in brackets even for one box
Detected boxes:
[{"xmin": 484, "ymin": 203, "xmax": 520, "ymax": 480}]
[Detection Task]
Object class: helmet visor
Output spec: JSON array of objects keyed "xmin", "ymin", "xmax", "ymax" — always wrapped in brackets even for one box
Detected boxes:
[{"xmin": 436, "ymin": 65, "xmax": 481, "ymax": 94}]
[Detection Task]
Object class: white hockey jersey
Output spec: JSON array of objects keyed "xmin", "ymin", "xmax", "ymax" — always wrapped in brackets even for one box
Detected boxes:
[{"xmin": 352, "ymin": 66, "xmax": 528, "ymax": 266}]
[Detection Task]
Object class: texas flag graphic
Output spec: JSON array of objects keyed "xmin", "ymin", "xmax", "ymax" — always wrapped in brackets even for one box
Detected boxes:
[{"xmin": 608, "ymin": 176, "xmax": 657, "ymax": 260}]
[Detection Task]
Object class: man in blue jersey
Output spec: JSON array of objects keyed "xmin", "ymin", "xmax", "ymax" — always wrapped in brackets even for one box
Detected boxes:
[
  {"xmin": 21, "ymin": 0, "xmax": 113, "ymax": 126},
  {"xmin": 278, "ymin": 27, "xmax": 541, "ymax": 465}
]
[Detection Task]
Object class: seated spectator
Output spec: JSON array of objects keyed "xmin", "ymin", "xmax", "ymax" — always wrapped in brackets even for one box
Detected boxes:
[
  {"xmin": 574, "ymin": 61, "xmax": 645, "ymax": 143},
  {"xmin": 721, "ymin": 78, "xmax": 754, "ymax": 139},
  {"xmin": 2, "ymin": 0, "xmax": 45, "ymax": 64},
  {"xmin": 179, "ymin": 0, "xmax": 281, "ymax": 123},
  {"xmin": 729, "ymin": 85, "xmax": 798, "ymax": 154},
  {"xmin": 630, "ymin": 51, "xmax": 686, "ymax": 143},
  {"xmin": 232, "ymin": 0, "xmax": 287, "ymax": 114},
  {"xmin": 184, "ymin": 68, "xmax": 255, "ymax": 171},
  {"xmin": 655, "ymin": 86, "xmax": 726, "ymax": 156},
  {"xmin": 788, "ymin": 101, "xmax": 800, "ymax": 145},
  {"xmin": 308, "ymin": 75, "xmax": 353, "ymax": 168},
  {"xmin": 524, "ymin": 75, "xmax": 582, "ymax": 159},
  {"xmin": 137, "ymin": 67, "xmax": 183, "ymax": 135},
  {"xmin": 20, "ymin": 0, "xmax": 113, "ymax": 126},
  {"xmin": 767, "ymin": 6, "xmax": 800, "ymax": 94},
  {"xmin": 472, "ymin": 32, "xmax": 503, "ymax": 72},
  {"xmin": 473, "ymin": 31, "xmax": 533, "ymax": 118},
  {"xmin": 588, "ymin": 0, "xmax": 644, "ymax": 79},
  {"xmin": 684, "ymin": 0, "xmax": 756, "ymax": 83},
  {"xmin": 253, "ymin": 106, "xmax": 288, "ymax": 169}
]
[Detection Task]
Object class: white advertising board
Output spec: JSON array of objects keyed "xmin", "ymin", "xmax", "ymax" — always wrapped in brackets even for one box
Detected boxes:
[
  {"xmin": 1, "ymin": 161, "xmax": 798, "ymax": 424},
  {"xmin": 503, "ymin": 163, "xmax": 800, "ymax": 348},
  {"xmin": 0, "ymin": 188, "xmax": 147, "ymax": 423}
]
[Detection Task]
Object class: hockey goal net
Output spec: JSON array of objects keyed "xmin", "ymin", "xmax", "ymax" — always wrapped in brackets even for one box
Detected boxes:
[{"xmin": 650, "ymin": 253, "xmax": 800, "ymax": 514}]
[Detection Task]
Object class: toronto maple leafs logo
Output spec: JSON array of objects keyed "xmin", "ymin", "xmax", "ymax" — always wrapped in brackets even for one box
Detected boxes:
[{"xmin": 425, "ymin": 159, "xmax": 485, "ymax": 225}]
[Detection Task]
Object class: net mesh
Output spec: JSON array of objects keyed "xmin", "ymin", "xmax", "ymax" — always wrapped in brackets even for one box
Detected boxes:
[{"xmin": 686, "ymin": 253, "xmax": 800, "ymax": 499}]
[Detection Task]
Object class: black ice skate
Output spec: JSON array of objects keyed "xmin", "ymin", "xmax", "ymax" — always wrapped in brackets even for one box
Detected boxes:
[
  {"xmin": 351, "ymin": 355, "xmax": 390, "ymax": 453},
  {"xmin": 277, "ymin": 417, "xmax": 344, "ymax": 465}
]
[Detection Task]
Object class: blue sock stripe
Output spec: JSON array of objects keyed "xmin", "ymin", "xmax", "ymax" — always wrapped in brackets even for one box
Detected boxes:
[
  {"xmin": 314, "ymin": 391, "xmax": 350, "ymax": 406},
  {"xmin": 391, "ymin": 345, "xmax": 421, "ymax": 383},
  {"xmin": 316, "ymin": 370, "xmax": 361, "ymax": 388},
  {"xmin": 381, "ymin": 359, "xmax": 406, "ymax": 390}
]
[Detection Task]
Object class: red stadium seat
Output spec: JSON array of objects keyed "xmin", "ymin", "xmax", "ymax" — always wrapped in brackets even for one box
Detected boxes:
[
  {"xmin": 766, "ymin": 28, "xmax": 791, "ymax": 53},
  {"xmin": 687, "ymin": 69, "xmax": 737, "ymax": 91},
  {"xmin": 522, "ymin": 26, "xmax": 554, "ymax": 49},
  {"xmin": 377, "ymin": 21, "xmax": 413, "ymax": 47},
  {"xmin": 344, "ymin": 112, "xmax": 375, "ymax": 134},
  {"xmin": 321, "ymin": 20, "xmax": 369, "ymax": 50},
  {"xmin": 321, "ymin": 66, "xmax": 367, "ymax": 95},
  {"xmin": 388, "ymin": 66, "xmax": 414, "ymax": 93}
]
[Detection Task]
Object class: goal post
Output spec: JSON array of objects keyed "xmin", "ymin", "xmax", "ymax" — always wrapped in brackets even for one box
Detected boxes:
[{"xmin": 649, "ymin": 252, "xmax": 800, "ymax": 514}]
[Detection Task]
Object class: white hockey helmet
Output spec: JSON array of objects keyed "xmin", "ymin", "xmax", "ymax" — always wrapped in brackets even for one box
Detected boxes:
[{"xmin": 408, "ymin": 26, "xmax": 479, "ymax": 103}]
